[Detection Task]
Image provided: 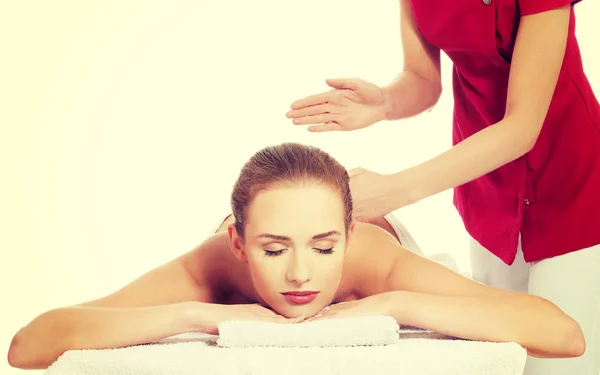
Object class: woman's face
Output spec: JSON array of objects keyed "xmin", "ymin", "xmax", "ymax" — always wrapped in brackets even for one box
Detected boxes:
[{"xmin": 229, "ymin": 183, "xmax": 353, "ymax": 318}]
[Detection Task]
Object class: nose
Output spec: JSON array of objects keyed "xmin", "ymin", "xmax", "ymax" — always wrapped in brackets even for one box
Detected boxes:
[{"xmin": 285, "ymin": 251, "xmax": 312, "ymax": 285}]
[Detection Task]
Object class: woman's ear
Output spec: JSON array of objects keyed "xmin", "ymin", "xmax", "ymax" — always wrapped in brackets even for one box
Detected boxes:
[
  {"xmin": 344, "ymin": 220, "xmax": 356, "ymax": 257},
  {"xmin": 228, "ymin": 224, "xmax": 248, "ymax": 263}
]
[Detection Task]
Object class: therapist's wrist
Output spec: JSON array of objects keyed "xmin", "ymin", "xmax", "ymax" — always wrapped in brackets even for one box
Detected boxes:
[
  {"xmin": 381, "ymin": 86, "xmax": 394, "ymax": 121},
  {"xmin": 386, "ymin": 169, "xmax": 425, "ymax": 209}
]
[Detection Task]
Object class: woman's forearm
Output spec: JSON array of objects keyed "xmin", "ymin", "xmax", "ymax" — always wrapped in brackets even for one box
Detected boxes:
[
  {"xmin": 8, "ymin": 301, "xmax": 208, "ymax": 370},
  {"xmin": 382, "ymin": 71, "xmax": 442, "ymax": 121},
  {"xmin": 388, "ymin": 291, "xmax": 585, "ymax": 358}
]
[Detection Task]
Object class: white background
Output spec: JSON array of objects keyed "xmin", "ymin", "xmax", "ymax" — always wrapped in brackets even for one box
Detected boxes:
[{"xmin": 1, "ymin": 1, "xmax": 599, "ymax": 374}]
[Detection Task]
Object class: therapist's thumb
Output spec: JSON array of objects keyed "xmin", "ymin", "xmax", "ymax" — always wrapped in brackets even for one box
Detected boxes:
[{"xmin": 326, "ymin": 78, "xmax": 361, "ymax": 92}]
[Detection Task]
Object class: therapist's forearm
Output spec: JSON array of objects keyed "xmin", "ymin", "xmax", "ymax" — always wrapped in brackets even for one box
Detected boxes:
[
  {"xmin": 382, "ymin": 71, "xmax": 442, "ymax": 121},
  {"xmin": 393, "ymin": 5, "xmax": 571, "ymax": 206},
  {"xmin": 391, "ymin": 117, "xmax": 537, "ymax": 206}
]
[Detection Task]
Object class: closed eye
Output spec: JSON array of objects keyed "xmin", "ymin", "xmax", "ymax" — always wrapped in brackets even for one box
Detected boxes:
[
  {"xmin": 314, "ymin": 247, "xmax": 334, "ymax": 255},
  {"xmin": 264, "ymin": 248, "xmax": 333, "ymax": 256},
  {"xmin": 264, "ymin": 249, "xmax": 286, "ymax": 257}
]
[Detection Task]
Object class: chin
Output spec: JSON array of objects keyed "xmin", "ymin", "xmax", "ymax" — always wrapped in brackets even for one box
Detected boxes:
[
  {"xmin": 278, "ymin": 301, "xmax": 330, "ymax": 319},
  {"xmin": 284, "ymin": 307, "xmax": 320, "ymax": 319}
]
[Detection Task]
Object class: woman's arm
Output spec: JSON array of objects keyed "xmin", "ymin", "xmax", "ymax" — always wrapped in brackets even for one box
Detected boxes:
[
  {"xmin": 382, "ymin": 0, "xmax": 442, "ymax": 120},
  {"xmin": 385, "ymin": 290, "xmax": 584, "ymax": 358},
  {"xmin": 7, "ymin": 237, "xmax": 220, "ymax": 370},
  {"xmin": 385, "ymin": 283, "xmax": 585, "ymax": 359},
  {"xmin": 8, "ymin": 301, "xmax": 209, "ymax": 369},
  {"xmin": 352, "ymin": 224, "xmax": 585, "ymax": 359},
  {"xmin": 385, "ymin": 5, "xmax": 571, "ymax": 208}
]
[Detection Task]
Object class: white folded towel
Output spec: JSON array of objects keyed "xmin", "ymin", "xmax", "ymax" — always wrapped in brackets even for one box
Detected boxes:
[
  {"xmin": 217, "ymin": 315, "xmax": 400, "ymax": 348},
  {"xmin": 45, "ymin": 319, "xmax": 527, "ymax": 375}
]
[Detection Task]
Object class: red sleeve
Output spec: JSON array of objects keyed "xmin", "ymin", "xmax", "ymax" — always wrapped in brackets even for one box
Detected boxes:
[{"xmin": 519, "ymin": 0, "xmax": 582, "ymax": 16}]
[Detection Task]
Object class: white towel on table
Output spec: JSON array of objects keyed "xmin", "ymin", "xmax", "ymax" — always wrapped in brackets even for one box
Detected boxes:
[
  {"xmin": 218, "ymin": 315, "xmax": 400, "ymax": 348},
  {"xmin": 45, "ymin": 319, "xmax": 527, "ymax": 375}
]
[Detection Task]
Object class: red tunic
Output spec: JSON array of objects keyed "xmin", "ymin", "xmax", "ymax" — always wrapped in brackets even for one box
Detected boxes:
[{"xmin": 408, "ymin": 0, "xmax": 600, "ymax": 264}]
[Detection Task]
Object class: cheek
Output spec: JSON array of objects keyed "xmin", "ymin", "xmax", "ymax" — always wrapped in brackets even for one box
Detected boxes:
[
  {"xmin": 247, "ymin": 257, "xmax": 282, "ymax": 293},
  {"xmin": 318, "ymin": 255, "xmax": 345, "ymax": 283}
]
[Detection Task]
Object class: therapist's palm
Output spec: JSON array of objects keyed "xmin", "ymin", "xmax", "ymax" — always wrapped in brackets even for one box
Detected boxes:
[{"xmin": 286, "ymin": 78, "xmax": 386, "ymax": 132}]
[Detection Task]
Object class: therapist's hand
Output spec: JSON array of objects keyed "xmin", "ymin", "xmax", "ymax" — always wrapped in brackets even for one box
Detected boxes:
[
  {"xmin": 286, "ymin": 78, "xmax": 387, "ymax": 132},
  {"xmin": 348, "ymin": 167, "xmax": 400, "ymax": 222}
]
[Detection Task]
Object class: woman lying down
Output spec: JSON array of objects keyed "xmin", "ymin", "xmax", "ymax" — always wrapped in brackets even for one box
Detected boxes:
[{"xmin": 8, "ymin": 143, "xmax": 585, "ymax": 370}]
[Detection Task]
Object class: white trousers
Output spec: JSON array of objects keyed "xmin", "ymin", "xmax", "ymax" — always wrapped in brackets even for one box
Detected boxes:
[{"xmin": 470, "ymin": 237, "xmax": 600, "ymax": 375}]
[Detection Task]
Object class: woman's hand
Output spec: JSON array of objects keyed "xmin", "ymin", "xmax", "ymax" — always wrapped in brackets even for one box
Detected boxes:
[
  {"xmin": 307, "ymin": 294, "xmax": 394, "ymax": 322},
  {"xmin": 286, "ymin": 78, "xmax": 387, "ymax": 132},
  {"xmin": 202, "ymin": 303, "xmax": 305, "ymax": 334}
]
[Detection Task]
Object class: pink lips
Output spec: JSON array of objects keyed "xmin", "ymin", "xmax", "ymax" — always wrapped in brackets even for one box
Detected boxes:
[{"xmin": 281, "ymin": 291, "xmax": 319, "ymax": 305}]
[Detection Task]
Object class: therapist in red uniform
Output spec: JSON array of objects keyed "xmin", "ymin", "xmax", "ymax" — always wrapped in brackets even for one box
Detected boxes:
[{"xmin": 286, "ymin": 1, "xmax": 600, "ymax": 374}]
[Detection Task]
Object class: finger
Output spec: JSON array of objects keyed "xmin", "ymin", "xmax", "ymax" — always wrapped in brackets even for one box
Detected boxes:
[
  {"xmin": 350, "ymin": 206, "xmax": 366, "ymax": 221},
  {"xmin": 305, "ymin": 306, "xmax": 330, "ymax": 322},
  {"xmin": 259, "ymin": 311, "xmax": 280, "ymax": 318},
  {"xmin": 304, "ymin": 315, "xmax": 319, "ymax": 322},
  {"xmin": 292, "ymin": 114, "xmax": 336, "ymax": 126},
  {"xmin": 353, "ymin": 214, "xmax": 370, "ymax": 223},
  {"xmin": 313, "ymin": 311, "xmax": 338, "ymax": 321},
  {"xmin": 307, "ymin": 122, "xmax": 344, "ymax": 133},
  {"xmin": 275, "ymin": 315, "xmax": 305, "ymax": 324},
  {"xmin": 348, "ymin": 167, "xmax": 365, "ymax": 178},
  {"xmin": 326, "ymin": 78, "xmax": 359, "ymax": 91},
  {"xmin": 290, "ymin": 91, "xmax": 332, "ymax": 110},
  {"xmin": 291, "ymin": 316, "xmax": 306, "ymax": 323},
  {"xmin": 286, "ymin": 103, "xmax": 332, "ymax": 119},
  {"xmin": 322, "ymin": 308, "xmax": 337, "ymax": 317}
]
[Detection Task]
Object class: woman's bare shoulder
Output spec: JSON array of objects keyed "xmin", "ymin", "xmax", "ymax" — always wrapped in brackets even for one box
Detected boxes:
[
  {"xmin": 75, "ymin": 232, "xmax": 239, "ymax": 308},
  {"xmin": 341, "ymin": 222, "xmax": 408, "ymax": 297},
  {"xmin": 346, "ymin": 222, "xmax": 515, "ymax": 300}
]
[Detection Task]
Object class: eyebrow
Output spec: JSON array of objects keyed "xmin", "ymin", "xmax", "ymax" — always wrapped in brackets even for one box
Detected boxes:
[{"xmin": 257, "ymin": 230, "xmax": 341, "ymax": 241}]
